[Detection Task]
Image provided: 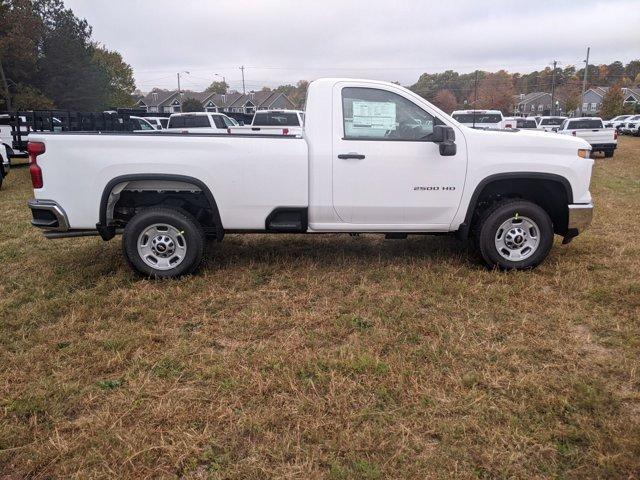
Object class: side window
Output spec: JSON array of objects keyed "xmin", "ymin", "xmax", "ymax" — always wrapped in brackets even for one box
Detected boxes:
[
  {"xmin": 138, "ymin": 120, "xmax": 154, "ymax": 131},
  {"xmin": 342, "ymin": 87, "xmax": 439, "ymax": 141}
]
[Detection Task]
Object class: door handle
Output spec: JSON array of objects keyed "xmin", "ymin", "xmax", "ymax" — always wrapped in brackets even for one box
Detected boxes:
[{"xmin": 338, "ymin": 153, "xmax": 365, "ymax": 160}]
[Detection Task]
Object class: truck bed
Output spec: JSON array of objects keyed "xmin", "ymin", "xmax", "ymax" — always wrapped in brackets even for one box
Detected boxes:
[{"xmin": 29, "ymin": 131, "xmax": 309, "ymax": 230}]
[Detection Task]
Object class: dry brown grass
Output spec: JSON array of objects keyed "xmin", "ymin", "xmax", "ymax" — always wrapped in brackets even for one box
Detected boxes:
[{"xmin": 1, "ymin": 138, "xmax": 639, "ymax": 479}]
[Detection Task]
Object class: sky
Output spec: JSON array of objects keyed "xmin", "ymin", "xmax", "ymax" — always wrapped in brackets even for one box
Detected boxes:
[{"xmin": 65, "ymin": 0, "xmax": 640, "ymax": 94}]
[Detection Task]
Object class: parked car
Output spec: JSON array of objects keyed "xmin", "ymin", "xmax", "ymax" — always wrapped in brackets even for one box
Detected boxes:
[
  {"xmin": 228, "ymin": 109, "xmax": 304, "ymax": 136},
  {"xmin": 537, "ymin": 116, "xmax": 567, "ymax": 132},
  {"xmin": 451, "ymin": 110, "xmax": 505, "ymax": 129},
  {"xmin": 144, "ymin": 117, "xmax": 169, "ymax": 130},
  {"xmin": 503, "ymin": 117, "xmax": 538, "ymax": 129},
  {"xmin": 556, "ymin": 117, "xmax": 617, "ymax": 157},
  {"xmin": 165, "ymin": 112, "xmax": 237, "ymax": 133},
  {"xmin": 604, "ymin": 115, "xmax": 631, "ymax": 131},
  {"xmin": 129, "ymin": 116, "xmax": 156, "ymax": 132},
  {"xmin": 0, "ymin": 142, "xmax": 10, "ymax": 189},
  {"xmin": 26, "ymin": 78, "xmax": 594, "ymax": 277},
  {"xmin": 620, "ymin": 115, "xmax": 640, "ymax": 136}
]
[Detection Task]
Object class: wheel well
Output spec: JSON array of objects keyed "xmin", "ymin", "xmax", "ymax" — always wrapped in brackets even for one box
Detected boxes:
[
  {"xmin": 99, "ymin": 175, "xmax": 224, "ymax": 241},
  {"xmin": 467, "ymin": 177, "xmax": 571, "ymax": 237}
]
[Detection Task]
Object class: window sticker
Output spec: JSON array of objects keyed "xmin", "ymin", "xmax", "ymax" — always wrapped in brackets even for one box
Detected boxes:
[{"xmin": 352, "ymin": 101, "xmax": 397, "ymax": 131}]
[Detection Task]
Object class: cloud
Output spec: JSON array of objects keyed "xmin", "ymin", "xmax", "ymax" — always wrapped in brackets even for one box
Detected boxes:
[{"xmin": 65, "ymin": 0, "xmax": 640, "ymax": 92}]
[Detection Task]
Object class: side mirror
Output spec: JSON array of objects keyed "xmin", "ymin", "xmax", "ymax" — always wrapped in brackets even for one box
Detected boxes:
[
  {"xmin": 551, "ymin": 127, "xmax": 559, "ymax": 132},
  {"xmin": 432, "ymin": 125, "xmax": 457, "ymax": 156}
]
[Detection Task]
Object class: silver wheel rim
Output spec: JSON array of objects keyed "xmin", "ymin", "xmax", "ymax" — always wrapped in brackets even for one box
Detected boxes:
[
  {"xmin": 137, "ymin": 223, "xmax": 187, "ymax": 271},
  {"xmin": 494, "ymin": 215, "xmax": 540, "ymax": 262}
]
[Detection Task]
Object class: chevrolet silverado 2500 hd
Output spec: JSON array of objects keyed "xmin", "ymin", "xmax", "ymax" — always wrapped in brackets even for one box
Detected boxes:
[{"xmin": 26, "ymin": 78, "xmax": 594, "ymax": 277}]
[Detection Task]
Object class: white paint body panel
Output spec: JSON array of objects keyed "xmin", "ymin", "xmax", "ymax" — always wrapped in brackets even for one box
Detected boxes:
[
  {"xmin": 30, "ymin": 78, "xmax": 594, "ymax": 233},
  {"xmin": 31, "ymin": 133, "xmax": 308, "ymax": 229}
]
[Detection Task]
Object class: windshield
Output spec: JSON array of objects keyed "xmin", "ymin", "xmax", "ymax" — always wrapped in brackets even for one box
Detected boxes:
[
  {"xmin": 221, "ymin": 115, "xmax": 237, "ymax": 127},
  {"xmin": 613, "ymin": 115, "xmax": 630, "ymax": 121},
  {"xmin": 540, "ymin": 118, "xmax": 565, "ymax": 126},
  {"xmin": 222, "ymin": 115, "xmax": 238, "ymax": 126},
  {"xmin": 452, "ymin": 113, "xmax": 502, "ymax": 124},
  {"xmin": 168, "ymin": 115, "xmax": 211, "ymax": 128},
  {"xmin": 517, "ymin": 118, "xmax": 538, "ymax": 128},
  {"xmin": 253, "ymin": 111, "xmax": 301, "ymax": 126},
  {"xmin": 567, "ymin": 119, "xmax": 603, "ymax": 129}
]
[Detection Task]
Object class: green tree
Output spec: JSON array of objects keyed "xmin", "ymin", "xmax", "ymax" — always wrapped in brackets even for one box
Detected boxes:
[
  {"xmin": 92, "ymin": 45, "xmax": 136, "ymax": 107},
  {"xmin": 181, "ymin": 97, "xmax": 203, "ymax": 112},
  {"xmin": 0, "ymin": 0, "xmax": 46, "ymax": 109},
  {"xmin": 12, "ymin": 83, "xmax": 55, "ymax": 109},
  {"xmin": 600, "ymin": 84, "xmax": 624, "ymax": 119},
  {"xmin": 205, "ymin": 80, "xmax": 228, "ymax": 94},
  {"xmin": 34, "ymin": 0, "xmax": 110, "ymax": 110}
]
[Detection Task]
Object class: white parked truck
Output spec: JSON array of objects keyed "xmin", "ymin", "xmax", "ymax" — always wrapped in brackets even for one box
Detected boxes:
[
  {"xmin": 27, "ymin": 78, "xmax": 594, "ymax": 277},
  {"xmin": 165, "ymin": 112, "xmax": 238, "ymax": 133},
  {"xmin": 228, "ymin": 109, "xmax": 304, "ymax": 136},
  {"xmin": 556, "ymin": 117, "xmax": 617, "ymax": 157},
  {"xmin": 537, "ymin": 116, "xmax": 567, "ymax": 132},
  {"xmin": 451, "ymin": 110, "xmax": 505, "ymax": 129}
]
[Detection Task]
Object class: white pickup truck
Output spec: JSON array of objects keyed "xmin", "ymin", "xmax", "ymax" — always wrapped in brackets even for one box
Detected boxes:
[
  {"xmin": 556, "ymin": 117, "xmax": 617, "ymax": 157},
  {"xmin": 451, "ymin": 110, "xmax": 505, "ymax": 129},
  {"xmin": 228, "ymin": 109, "xmax": 304, "ymax": 136},
  {"xmin": 26, "ymin": 78, "xmax": 594, "ymax": 277}
]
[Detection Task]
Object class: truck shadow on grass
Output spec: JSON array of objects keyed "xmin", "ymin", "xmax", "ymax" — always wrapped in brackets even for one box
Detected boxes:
[{"xmin": 202, "ymin": 233, "xmax": 480, "ymax": 272}]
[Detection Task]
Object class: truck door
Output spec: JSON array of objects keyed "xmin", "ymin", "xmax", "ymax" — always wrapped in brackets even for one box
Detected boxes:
[{"xmin": 331, "ymin": 83, "xmax": 466, "ymax": 227}]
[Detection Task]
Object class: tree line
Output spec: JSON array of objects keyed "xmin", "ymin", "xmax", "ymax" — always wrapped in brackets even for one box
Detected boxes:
[
  {"xmin": 0, "ymin": 0, "xmax": 135, "ymax": 111},
  {"xmin": 408, "ymin": 61, "xmax": 640, "ymax": 114}
]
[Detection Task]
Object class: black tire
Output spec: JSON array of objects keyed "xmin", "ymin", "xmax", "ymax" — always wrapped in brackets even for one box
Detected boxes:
[
  {"xmin": 0, "ymin": 170, "xmax": 3, "ymax": 190},
  {"xmin": 603, "ymin": 149, "xmax": 614, "ymax": 158},
  {"xmin": 474, "ymin": 199, "xmax": 554, "ymax": 270},
  {"xmin": 122, "ymin": 207, "xmax": 205, "ymax": 278}
]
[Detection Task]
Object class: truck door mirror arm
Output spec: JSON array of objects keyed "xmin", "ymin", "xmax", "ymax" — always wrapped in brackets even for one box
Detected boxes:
[{"xmin": 432, "ymin": 125, "xmax": 457, "ymax": 156}]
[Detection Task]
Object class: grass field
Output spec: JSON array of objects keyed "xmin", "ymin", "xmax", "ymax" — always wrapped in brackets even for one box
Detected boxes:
[{"xmin": 1, "ymin": 138, "xmax": 639, "ymax": 479}]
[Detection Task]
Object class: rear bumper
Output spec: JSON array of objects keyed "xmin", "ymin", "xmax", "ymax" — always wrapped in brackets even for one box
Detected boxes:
[
  {"xmin": 590, "ymin": 143, "xmax": 616, "ymax": 150},
  {"xmin": 27, "ymin": 199, "xmax": 70, "ymax": 231}
]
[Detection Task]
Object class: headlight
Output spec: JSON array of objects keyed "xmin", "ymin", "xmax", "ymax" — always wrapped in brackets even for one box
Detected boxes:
[{"xmin": 578, "ymin": 149, "xmax": 590, "ymax": 158}]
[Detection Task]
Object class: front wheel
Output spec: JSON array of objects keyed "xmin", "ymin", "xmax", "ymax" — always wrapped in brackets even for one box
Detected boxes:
[
  {"xmin": 475, "ymin": 199, "xmax": 554, "ymax": 270},
  {"xmin": 122, "ymin": 207, "xmax": 205, "ymax": 278}
]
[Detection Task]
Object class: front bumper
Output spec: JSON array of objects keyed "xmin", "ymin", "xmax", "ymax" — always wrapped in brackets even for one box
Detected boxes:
[
  {"xmin": 564, "ymin": 203, "xmax": 593, "ymax": 242},
  {"xmin": 27, "ymin": 199, "xmax": 70, "ymax": 231}
]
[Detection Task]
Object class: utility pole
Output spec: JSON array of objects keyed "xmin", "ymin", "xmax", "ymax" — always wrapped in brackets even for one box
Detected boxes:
[
  {"xmin": 176, "ymin": 71, "xmax": 189, "ymax": 112},
  {"xmin": 472, "ymin": 70, "xmax": 478, "ymax": 129},
  {"xmin": 580, "ymin": 47, "xmax": 590, "ymax": 116},
  {"xmin": 550, "ymin": 60, "xmax": 557, "ymax": 116},
  {"xmin": 239, "ymin": 66, "xmax": 246, "ymax": 94}
]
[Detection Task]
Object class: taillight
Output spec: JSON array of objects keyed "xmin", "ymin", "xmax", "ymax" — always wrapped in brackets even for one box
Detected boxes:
[
  {"xmin": 614, "ymin": 131, "xmax": 618, "ymax": 140},
  {"xmin": 27, "ymin": 141, "xmax": 45, "ymax": 189},
  {"xmin": 571, "ymin": 131, "xmax": 576, "ymax": 136},
  {"xmin": 282, "ymin": 128, "xmax": 289, "ymax": 135}
]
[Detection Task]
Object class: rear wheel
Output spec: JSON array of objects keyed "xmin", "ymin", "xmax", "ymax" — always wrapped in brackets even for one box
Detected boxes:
[
  {"xmin": 474, "ymin": 199, "xmax": 554, "ymax": 270},
  {"xmin": 122, "ymin": 207, "xmax": 205, "ymax": 278},
  {"xmin": 603, "ymin": 149, "xmax": 614, "ymax": 158}
]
